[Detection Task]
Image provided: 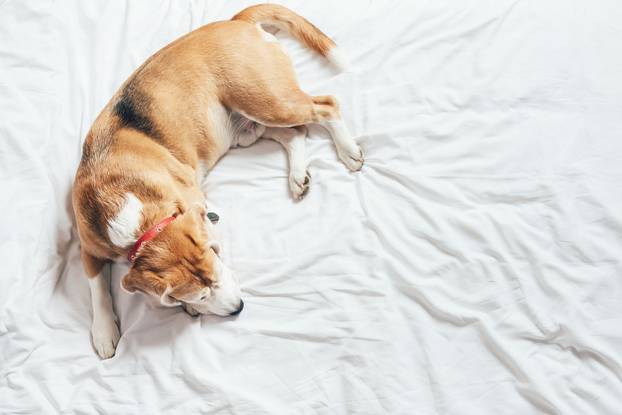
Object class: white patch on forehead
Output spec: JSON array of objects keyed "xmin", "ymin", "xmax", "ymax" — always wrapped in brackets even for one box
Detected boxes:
[
  {"xmin": 107, "ymin": 192, "xmax": 143, "ymax": 248},
  {"xmin": 256, "ymin": 23, "xmax": 278, "ymax": 43}
]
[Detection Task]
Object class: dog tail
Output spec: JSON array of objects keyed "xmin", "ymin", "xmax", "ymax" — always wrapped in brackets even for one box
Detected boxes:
[{"xmin": 232, "ymin": 4, "xmax": 349, "ymax": 71}]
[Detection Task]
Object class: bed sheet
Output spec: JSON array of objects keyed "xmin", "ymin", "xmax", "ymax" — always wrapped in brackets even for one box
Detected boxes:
[{"xmin": 2, "ymin": 0, "xmax": 622, "ymax": 413}]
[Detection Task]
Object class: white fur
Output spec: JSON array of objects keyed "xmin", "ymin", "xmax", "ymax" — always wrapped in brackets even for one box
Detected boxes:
[
  {"xmin": 326, "ymin": 47, "xmax": 351, "ymax": 72},
  {"xmin": 208, "ymin": 105, "xmax": 240, "ymax": 149},
  {"xmin": 107, "ymin": 193, "xmax": 143, "ymax": 248},
  {"xmin": 263, "ymin": 127, "xmax": 309, "ymax": 199},
  {"xmin": 190, "ymin": 256, "xmax": 242, "ymax": 316},
  {"xmin": 180, "ymin": 215, "xmax": 240, "ymax": 316},
  {"xmin": 320, "ymin": 119, "xmax": 363, "ymax": 171},
  {"xmin": 89, "ymin": 272, "xmax": 120, "ymax": 359}
]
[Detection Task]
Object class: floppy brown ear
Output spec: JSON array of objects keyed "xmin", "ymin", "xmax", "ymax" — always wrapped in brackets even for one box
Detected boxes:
[
  {"xmin": 121, "ymin": 268, "xmax": 140, "ymax": 293},
  {"xmin": 120, "ymin": 269, "xmax": 181, "ymax": 307},
  {"xmin": 121, "ymin": 269, "xmax": 165, "ymax": 295}
]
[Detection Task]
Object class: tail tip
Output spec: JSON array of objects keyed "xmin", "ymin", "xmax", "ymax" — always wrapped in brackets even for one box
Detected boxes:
[{"xmin": 326, "ymin": 47, "xmax": 352, "ymax": 72}]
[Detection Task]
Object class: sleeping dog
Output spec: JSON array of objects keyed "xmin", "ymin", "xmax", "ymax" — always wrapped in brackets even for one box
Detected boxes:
[{"xmin": 72, "ymin": 4, "xmax": 363, "ymax": 359}]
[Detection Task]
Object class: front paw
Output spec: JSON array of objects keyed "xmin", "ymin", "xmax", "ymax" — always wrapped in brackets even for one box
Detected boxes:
[
  {"xmin": 289, "ymin": 170, "xmax": 311, "ymax": 200},
  {"xmin": 91, "ymin": 316, "xmax": 120, "ymax": 359},
  {"xmin": 183, "ymin": 302, "xmax": 200, "ymax": 317}
]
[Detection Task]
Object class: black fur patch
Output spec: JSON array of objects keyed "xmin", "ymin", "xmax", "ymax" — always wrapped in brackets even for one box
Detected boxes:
[{"xmin": 113, "ymin": 82, "xmax": 161, "ymax": 139}]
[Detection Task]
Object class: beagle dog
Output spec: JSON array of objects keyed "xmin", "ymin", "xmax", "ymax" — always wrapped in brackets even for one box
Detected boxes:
[{"xmin": 72, "ymin": 4, "xmax": 363, "ymax": 359}]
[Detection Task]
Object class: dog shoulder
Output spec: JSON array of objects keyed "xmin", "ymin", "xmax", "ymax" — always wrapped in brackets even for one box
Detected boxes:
[{"xmin": 73, "ymin": 173, "xmax": 148, "ymax": 258}]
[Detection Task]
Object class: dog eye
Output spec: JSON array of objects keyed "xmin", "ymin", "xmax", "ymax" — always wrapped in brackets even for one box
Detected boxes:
[{"xmin": 199, "ymin": 294, "xmax": 208, "ymax": 301}]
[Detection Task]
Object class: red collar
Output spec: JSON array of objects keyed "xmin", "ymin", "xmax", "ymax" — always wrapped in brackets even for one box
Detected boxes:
[{"xmin": 127, "ymin": 215, "xmax": 177, "ymax": 262}]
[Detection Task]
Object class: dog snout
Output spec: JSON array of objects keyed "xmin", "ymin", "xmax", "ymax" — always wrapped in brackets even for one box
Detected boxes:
[{"xmin": 228, "ymin": 299, "xmax": 244, "ymax": 316}]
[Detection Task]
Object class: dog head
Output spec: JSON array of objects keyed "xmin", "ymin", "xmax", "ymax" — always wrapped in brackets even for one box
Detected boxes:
[{"xmin": 121, "ymin": 206, "xmax": 243, "ymax": 316}]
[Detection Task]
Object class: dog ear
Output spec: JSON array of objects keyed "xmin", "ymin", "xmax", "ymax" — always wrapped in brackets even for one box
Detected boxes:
[
  {"xmin": 121, "ymin": 269, "xmax": 182, "ymax": 307},
  {"xmin": 121, "ymin": 269, "xmax": 164, "ymax": 295},
  {"xmin": 121, "ymin": 268, "xmax": 141, "ymax": 293}
]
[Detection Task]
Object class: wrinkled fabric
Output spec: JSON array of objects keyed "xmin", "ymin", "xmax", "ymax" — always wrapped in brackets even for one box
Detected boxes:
[{"xmin": 1, "ymin": 0, "xmax": 622, "ymax": 413}]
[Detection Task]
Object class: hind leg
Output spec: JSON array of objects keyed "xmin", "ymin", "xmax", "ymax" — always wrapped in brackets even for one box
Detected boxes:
[
  {"xmin": 218, "ymin": 23, "xmax": 363, "ymax": 170},
  {"xmin": 220, "ymin": 44, "xmax": 362, "ymax": 170},
  {"xmin": 312, "ymin": 95, "xmax": 363, "ymax": 171},
  {"xmin": 228, "ymin": 89, "xmax": 363, "ymax": 171},
  {"xmin": 262, "ymin": 126, "xmax": 310, "ymax": 199}
]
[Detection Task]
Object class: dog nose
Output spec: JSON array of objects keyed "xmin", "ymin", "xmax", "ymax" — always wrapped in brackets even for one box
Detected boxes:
[{"xmin": 229, "ymin": 300, "xmax": 244, "ymax": 316}]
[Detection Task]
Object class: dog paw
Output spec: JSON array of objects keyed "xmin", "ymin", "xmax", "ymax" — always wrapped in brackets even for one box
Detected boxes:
[
  {"xmin": 289, "ymin": 170, "xmax": 311, "ymax": 200},
  {"xmin": 337, "ymin": 144, "xmax": 364, "ymax": 172},
  {"xmin": 182, "ymin": 302, "xmax": 200, "ymax": 317},
  {"xmin": 91, "ymin": 316, "xmax": 120, "ymax": 359}
]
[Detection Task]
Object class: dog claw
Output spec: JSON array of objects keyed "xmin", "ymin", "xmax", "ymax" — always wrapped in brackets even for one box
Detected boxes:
[
  {"xmin": 338, "ymin": 145, "xmax": 364, "ymax": 171},
  {"xmin": 290, "ymin": 170, "xmax": 311, "ymax": 200}
]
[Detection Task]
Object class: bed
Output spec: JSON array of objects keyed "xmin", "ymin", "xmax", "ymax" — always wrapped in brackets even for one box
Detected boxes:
[{"xmin": 2, "ymin": 0, "xmax": 622, "ymax": 413}]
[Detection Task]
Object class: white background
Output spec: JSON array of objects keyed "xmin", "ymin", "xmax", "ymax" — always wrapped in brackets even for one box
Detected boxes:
[{"xmin": 1, "ymin": 1, "xmax": 622, "ymax": 413}]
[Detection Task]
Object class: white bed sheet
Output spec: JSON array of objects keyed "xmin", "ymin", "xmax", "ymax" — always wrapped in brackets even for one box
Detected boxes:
[{"xmin": 2, "ymin": 0, "xmax": 622, "ymax": 413}]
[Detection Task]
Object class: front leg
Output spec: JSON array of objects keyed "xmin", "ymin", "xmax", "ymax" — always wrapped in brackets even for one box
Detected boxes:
[
  {"xmin": 262, "ymin": 126, "xmax": 310, "ymax": 200},
  {"xmin": 82, "ymin": 252, "xmax": 120, "ymax": 359}
]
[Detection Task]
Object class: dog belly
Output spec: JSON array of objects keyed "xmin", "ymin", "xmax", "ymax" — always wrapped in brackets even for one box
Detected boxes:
[
  {"xmin": 203, "ymin": 105, "xmax": 261, "ymax": 147},
  {"xmin": 196, "ymin": 106, "xmax": 264, "ymax": 184}
]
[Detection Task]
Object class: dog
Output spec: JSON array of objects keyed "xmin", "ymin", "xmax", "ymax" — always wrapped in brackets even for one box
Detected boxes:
[{"xmin": 72, "ymin": 4, "xmax": 363, "ymax": 359}]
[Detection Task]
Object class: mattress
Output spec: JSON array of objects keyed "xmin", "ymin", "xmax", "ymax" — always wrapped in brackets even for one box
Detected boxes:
[{"xmin": 2, "ymin": 0, "xmax": 622, "ymax": 413}]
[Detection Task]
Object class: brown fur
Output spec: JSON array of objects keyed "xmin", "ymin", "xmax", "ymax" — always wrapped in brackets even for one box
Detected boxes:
[
  {"xmin": 121, "ymin": 208, "xmax": 216, "ymax": 301},
  {"xmin": 233, "ymin": 4, "xmax": 336, "ymax": 56},
  {"xmin": 72, "ymin": 4, "xmax": 342, "ymax": 300}
]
